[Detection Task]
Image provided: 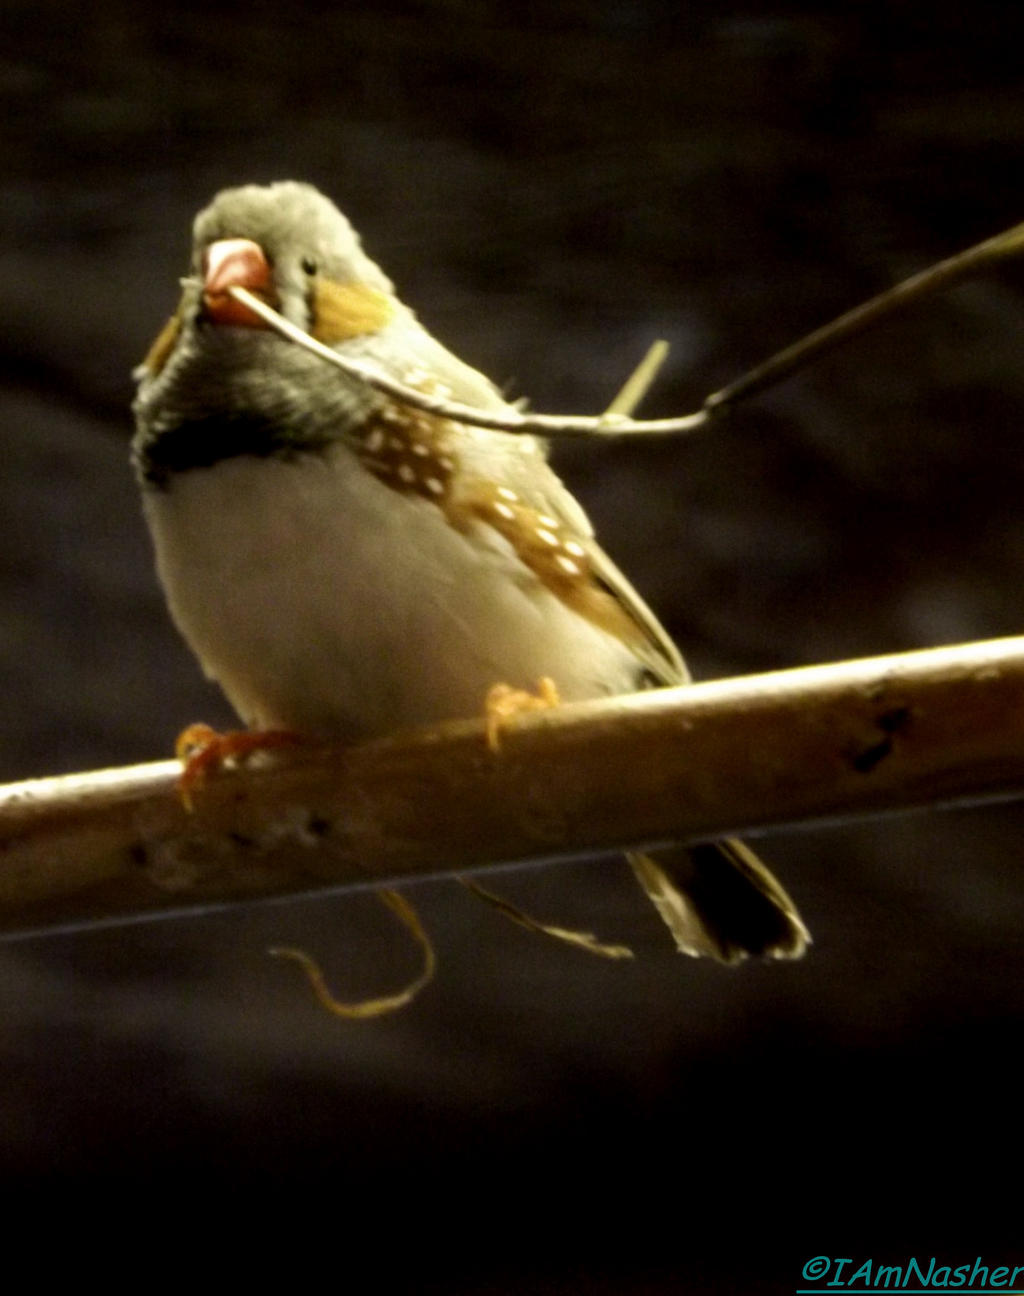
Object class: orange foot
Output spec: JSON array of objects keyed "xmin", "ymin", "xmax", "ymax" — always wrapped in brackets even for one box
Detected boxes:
[
  {"xmin": 484, "ymin": 676, "xmax": 560, "ymax": 752},
  {"xmin": 175, "ymin": 722, "xmax": 306, "ymax": 810}
]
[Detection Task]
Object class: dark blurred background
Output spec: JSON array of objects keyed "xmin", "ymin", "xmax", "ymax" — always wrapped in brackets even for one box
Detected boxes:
[{"xmin": 2, "ymin": 1, "xmax": 1022, "ymax": 1289}]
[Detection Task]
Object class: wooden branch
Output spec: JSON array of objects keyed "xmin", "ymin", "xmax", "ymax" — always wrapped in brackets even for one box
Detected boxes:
[{"xmin": 3, "ymin": 635, "xmax": 1024, "ymax": 938}]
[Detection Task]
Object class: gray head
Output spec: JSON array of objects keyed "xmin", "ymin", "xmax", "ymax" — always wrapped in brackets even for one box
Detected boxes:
[
  {"xmin": 133, "ymin": 182, "xmax": 395, "ymax": 483},
  {"xmin": 191, "ymin": 181, "xmax": 394, "ymax": 321}
]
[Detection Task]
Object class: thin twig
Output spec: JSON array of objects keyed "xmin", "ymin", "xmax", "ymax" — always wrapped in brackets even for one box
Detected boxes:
[
  {"xmin": 3, "ymin": 635, "xmax": 1024, "ymax": 939},
  {"xmin": 604, "ymin": 339, "xmax": 670, "ymax": 417},
  {"xmin": 704, "ymin": 219, "xmax": 1024, "ymax": 411},
  {"xmin": 228, "ymin": 217, "xmax": 1024, "ymax": 438},
  {"xmin": 227, "ymin": 285, "xmax": 708, "ymax": 437}
]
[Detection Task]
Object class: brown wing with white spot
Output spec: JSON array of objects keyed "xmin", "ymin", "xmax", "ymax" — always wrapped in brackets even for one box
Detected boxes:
[
  {"xmin": 335, "ymin": 307, "xmax": 686, "ymax": 683},
  {"xmin": 473, "ymin": 432, "xmax": 688, "ymax": 685}
]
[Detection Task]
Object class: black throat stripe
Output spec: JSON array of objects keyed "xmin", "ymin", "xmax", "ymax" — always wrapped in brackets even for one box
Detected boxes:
[{"xmin": 134, "ymin": 412, "xmax": 334, "ymax": 489}]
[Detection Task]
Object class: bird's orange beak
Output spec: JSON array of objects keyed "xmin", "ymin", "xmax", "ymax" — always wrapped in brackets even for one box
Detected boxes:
[{"xmin": 202, "ymin": 238, "xmax": 276, "ymax": 327}]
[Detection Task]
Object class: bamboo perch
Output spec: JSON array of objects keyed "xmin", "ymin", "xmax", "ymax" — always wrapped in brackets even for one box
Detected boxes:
[{"xmin": 2, "ymin": 634, "xmax": 1024, "ymax": 938}]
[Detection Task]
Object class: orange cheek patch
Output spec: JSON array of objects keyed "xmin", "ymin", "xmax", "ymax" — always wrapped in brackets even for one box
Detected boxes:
[{"xmin": 310, "ymin": 279, "xmax": 394, "ymax": 342}]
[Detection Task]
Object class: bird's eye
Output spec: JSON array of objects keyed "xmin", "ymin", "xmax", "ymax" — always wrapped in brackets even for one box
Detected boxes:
[{"xmin": 301, "ymin": 256, "xmax": 318, "ymax": 275}]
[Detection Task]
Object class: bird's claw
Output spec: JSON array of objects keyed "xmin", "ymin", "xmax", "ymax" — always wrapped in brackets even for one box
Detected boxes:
[
  {"xmin": 175, "ymin": 723, "xmax": 305, "ymax": 810},
  {"xmin": 484, "ymin": 676, "xmax": 561, "ymax": 752}
]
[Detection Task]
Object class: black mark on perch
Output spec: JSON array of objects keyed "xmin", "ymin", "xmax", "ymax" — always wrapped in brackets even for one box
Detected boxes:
[{"xmin": 850, "ymin": 705, "xmax": 912, "ymax": 774}]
